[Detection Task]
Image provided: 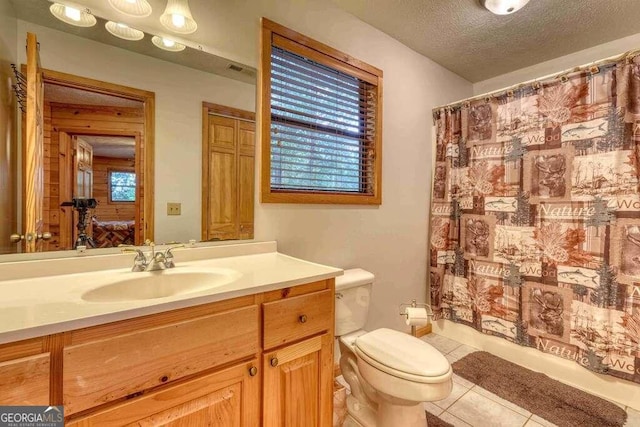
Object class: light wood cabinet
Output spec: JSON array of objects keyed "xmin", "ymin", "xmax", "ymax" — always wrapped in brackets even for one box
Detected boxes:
[
  {"xmin": 0, "ymin": 279, "xmax": 335, "ymax": 426},
  {"xmin": 0, "ymin": 352, "xmax": 50, "ymax": 405},
  {"xmin": 203, "ymin": 114, "xmax": 255, "ymax": 241},
  {"xmin": 66, "ymin": 359, "xmax": 261, "ymax": 427},
  {"xmin": 263, "ymin": 334, "xmax": 334, "ymax": 427}
]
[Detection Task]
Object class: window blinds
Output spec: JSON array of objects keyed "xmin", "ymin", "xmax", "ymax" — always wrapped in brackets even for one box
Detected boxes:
[{"xmin": 270, "ymin": 45, "xmax": 377, "ymax": 194}]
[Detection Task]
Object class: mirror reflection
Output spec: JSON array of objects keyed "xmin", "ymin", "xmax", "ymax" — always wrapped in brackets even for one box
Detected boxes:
[{"xmin": 0, "ymin": 0, "xmax": 257, "ymax": 256}]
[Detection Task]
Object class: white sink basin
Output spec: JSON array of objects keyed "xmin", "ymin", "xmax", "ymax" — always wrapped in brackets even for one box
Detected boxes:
[{"xmin": 81, "ymin": 269, "xmax": 240, "ymax": 302}]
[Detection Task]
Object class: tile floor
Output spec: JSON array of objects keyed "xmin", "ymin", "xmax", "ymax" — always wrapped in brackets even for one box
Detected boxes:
[{"xmin": 336, "ymin": 333, "xmax": 640, "ymax": 427}]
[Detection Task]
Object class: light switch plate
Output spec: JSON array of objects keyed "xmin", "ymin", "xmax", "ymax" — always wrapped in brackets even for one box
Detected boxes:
[{"xmin": 167, "ymin": 202, "xmax": 181, "ymax": 216}]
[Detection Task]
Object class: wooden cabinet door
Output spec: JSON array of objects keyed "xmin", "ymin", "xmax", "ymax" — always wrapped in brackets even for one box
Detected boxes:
[
  {"xmin": 0, "ymin": 353, "xmax": 50, "ymax": 405},
  {"xmin": 66, "ymin": 360, "xmax": 260, "ymax": 427},
  {"xmin": 263, "ymin": 334, "xmax": 334, "ymax": 427}
]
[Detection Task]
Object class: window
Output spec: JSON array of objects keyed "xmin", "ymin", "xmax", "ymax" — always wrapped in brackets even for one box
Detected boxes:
[
  {"xmin": 260, "ymin": 19, "xmax": 383, "ymax": 204},
  {"xmin": 109, "ymin": 170, "xmax": 136, "ymax": 202}
]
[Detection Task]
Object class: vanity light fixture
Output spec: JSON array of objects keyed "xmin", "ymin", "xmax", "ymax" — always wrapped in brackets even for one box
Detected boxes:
[
  {"xmin": 107, "ymin": 0, "xmax": 153, "ymax": 17},
  {"xmin": 105, "ymin": 21, "xmax": 145, "ymax": 41},
  {"xmin": 151, "ymin": 35, "xmax": 186, "ymax": 52},
  {"xmin": 480, "ymin": 0, "xmax": 530, "ymax": 15},
  {"xmin": 49, "ymin": 2, "xmax": 97, "ymax": 27},
  {"xmin": 160, "ymin": 0, "xmax": 197, "ymax": 34}
]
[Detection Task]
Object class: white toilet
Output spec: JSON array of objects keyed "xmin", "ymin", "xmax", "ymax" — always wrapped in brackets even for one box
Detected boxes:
[{"xmin": 335, "ymin": 269, "xmax": 452, "ymax": 427}]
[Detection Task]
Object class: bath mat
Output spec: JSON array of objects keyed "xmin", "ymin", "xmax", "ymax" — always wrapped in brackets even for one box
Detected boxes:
[
  {"xmin": 451, "ymin": 351, "xmax": 627, "ymax": 427},
  {"xmin": 425, "ymin": 411, "xmax": 454, "ymax": 427}
]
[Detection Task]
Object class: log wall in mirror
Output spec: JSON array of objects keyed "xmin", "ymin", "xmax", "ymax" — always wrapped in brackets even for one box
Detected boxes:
[{"xmin": 0, "ymin": 0, "xmax": 257, "ymax": 258}]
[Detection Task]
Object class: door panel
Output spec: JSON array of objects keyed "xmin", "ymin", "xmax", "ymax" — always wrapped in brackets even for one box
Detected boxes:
[{"xmin": 22, "ymin": 32, "xmax": 45, "ymax": 252}]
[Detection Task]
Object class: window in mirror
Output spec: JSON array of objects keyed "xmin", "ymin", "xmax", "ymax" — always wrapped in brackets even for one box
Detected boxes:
[
  {"xmin": 109, "ymin": 171, "xmax": 136, "ymax": 202},
  {"xmin": 259, "ymin": 19, "xmax": 383, "ymax": 205}
]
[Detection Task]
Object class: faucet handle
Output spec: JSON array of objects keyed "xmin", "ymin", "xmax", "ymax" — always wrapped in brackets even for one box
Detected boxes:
[
  {"xmin": 164, "ymin": 244, "xmax": 185, "ymax": 269},
  {"xmin": 120, "ymin": 247, "xmax": 148, "ymax": 272}
]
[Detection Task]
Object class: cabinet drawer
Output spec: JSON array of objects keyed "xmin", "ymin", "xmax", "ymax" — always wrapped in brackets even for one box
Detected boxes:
[
  {"xmin": 0, "ymin": 353, "xmax": 50, "ymax": 405},
  {"xmin": 63, "ymin": 305, "xmax": 259, "ymax": 416},
  {"xmin": 263, "ymin": 289, "xmax": 332, "ymax": 349}
]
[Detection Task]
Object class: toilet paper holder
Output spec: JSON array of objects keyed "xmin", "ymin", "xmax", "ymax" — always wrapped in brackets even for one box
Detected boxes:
[{"xmin": 399, "ymin": 299, "xmax": 433, "ymax": 337}]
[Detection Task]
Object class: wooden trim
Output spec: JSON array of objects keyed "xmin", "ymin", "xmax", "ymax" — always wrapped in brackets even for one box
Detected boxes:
[
  {"xmin": 202, "ymin": 102, "xmax": 255, "ymax": 122},
  {"xmin": 36, "ymin": 70, "xmax": 155, "ymax": 244},
  {"xmin": 259, "ymin": 21, "xmax": 273, "ymax": 206},
  {"xmin": 259, "ymin": 18, "xmax": 383, "ymax": 206},
  {"xmin": 261, "ymin": 18, "xmax": 383, "ymax": 78},
  {"xmin": 40, "ymin": 68, "xmax": 154, "ymax": 101}
]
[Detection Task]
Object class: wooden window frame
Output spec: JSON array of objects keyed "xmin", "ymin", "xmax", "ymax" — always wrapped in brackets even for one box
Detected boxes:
[
  {"xmin": 108, "ymin": 169, "xmax": 136, "ymax": 203},
  {"xmin": 258, "ymin": 18, "xmax": 383, "ymax": 205}
]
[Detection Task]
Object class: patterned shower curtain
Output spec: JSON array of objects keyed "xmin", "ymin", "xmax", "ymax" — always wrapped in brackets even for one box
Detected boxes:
[{"xmin": 430, "ymin": 53, "xmax": 640, "ymax": 383}]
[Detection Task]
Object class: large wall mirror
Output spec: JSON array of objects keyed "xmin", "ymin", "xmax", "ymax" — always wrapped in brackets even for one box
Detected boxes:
[{"xmin": 0, "ymin": 0, "xmax": 257, "ymax": 258}]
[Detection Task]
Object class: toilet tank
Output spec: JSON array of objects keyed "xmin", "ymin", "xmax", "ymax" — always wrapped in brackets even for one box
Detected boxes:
[{"xmin": 335, "ymin": 268, "xmax": 375, "ymax": 337}]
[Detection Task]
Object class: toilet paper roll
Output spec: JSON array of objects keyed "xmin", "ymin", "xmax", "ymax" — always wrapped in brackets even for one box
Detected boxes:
[{"xmin": 404, "ymin": 307, "xmax": 429, "ymax": 327}]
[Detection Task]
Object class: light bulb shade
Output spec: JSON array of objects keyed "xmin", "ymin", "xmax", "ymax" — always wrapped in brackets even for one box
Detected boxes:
[
  {"xmin": 481, "ymin": 0, "xmax": 530, "ymax": 15},
  {"xmin": 160, "ymin": 0, "xmax": 197, "ymax": 34},
  {"xmin": 107, "ymin": 0, "xmax": 152, "ymax": 17},
  {"xmin": 151, "ymin": 36, "xmax": 186, "ymax": 52},
  {"xmin": 49, "ymin": 2, "xmax": 97, "ymax": 27},
  {"xmin": 105, "ymin": 21, "xmax": 145, "ymax": 41}
]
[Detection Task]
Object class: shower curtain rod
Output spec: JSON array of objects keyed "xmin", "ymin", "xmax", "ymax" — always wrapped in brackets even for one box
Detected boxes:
[{"xmin": 432, "ymin": 48, "xmax": 640, "ymax": 113}]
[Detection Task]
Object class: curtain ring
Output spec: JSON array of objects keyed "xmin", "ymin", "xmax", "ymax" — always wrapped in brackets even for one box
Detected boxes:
[
  {"xmin": 463, "ymin": 101, "xmax": 470, "ymax": 109},
  {"xmin": 560, "ymin": 75, "xmax": 569, "ymax": 83},
  {"xmin": 506, "ymin": 90, "xmax": 514, "ymax": 98},
  {"xmin": 589, "ymin": 65, "xmax": 600, "ymax": 75}
]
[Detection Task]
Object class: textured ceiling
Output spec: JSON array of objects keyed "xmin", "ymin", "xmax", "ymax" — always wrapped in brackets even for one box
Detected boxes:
[
  {"xmin": 332, "ymin": 0, "xmax": 640, "ymax": 82},
  {"xmin": 78, "ymin": 135, "xmax": 136, "ymax": 159}
]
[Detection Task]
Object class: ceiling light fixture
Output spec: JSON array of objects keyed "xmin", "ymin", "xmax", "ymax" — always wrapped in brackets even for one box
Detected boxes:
[
  {"xmin": 480, "ymin": 0, "xmax": 530, "ymax": 15},
  {"xmin": 160, "ymin": 0, "xmax": 197, "ymax": 34},
  {"xmin": 49, "ymin": 2, "xmax": 97, "ymax": 27},
  {"xmin": 105, "ymin": 21, "xmax": 145, "ymax": 41},
  {"xmin": 107, "ymin": 0, "xmax": 152, "ymax": 17},
  {"xmin": 151, "ymin": 35, "xmax": 186, "ymax": 52}
]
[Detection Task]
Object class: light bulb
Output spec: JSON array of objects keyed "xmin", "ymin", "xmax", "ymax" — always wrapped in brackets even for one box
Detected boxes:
[
  {"xmin": 64, "ymin": 6, "xmax": 81, "ymax": 21},
  {"xmin": 162, "ymin": 38, "xmax": 175, "ymax": 47},
  {"xmin": 117, "ymin": 22, "xmax": 128, "ymax": 28},
  {"xmin": 125, "ymin": 0, "xmax": 136, "ymax": 3},
  {"xmin": 171, "ymin": 14, "xmax": 185, "ymax": 28}
]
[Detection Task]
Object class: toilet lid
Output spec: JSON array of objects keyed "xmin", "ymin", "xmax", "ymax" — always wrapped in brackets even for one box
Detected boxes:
[{"xmin": 355, "ymin": 328, "xmax": 450, "ymax": 379}]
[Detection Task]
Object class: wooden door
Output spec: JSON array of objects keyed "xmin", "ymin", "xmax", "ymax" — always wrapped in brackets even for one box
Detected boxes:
[
  {"xmin": 207, "ymin": 115, "xmax": 238, "ymax": 240},
  {"xmin": 22, "ymin": 32, "xmax": 45, "ymax": 252},
  {"xmin": 73, "ymin": 137, "xmax": 93, "ymax": 199},
  {"xmin": 237, "ymin": 120, "xmax": 255, "ymax": 239},
  {"xmin": 204, "ymin": 115, "xmax": 255, "ymax": 241},
  {"xmin": 66, "ymin": 360, "xmax": 260, "ymax": 427},
  {"xmin": 263, "ymin": 334, "xmax": 334, "ymax": 427}
]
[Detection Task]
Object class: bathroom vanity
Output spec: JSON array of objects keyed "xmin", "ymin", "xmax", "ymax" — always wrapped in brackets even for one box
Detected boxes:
[{"xmin": 0, "ymin": 242, "xmax": 341, "ymax": 426}]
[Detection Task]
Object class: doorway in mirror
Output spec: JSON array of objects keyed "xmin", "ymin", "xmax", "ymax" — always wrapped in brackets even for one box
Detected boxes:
[
  {"xmin": 12, "ymin": 59, "xmax": 155, "ymax": 253},
  {"xmin": 202, "ymin": 102, "xmax": 255, "ymax": 241}
]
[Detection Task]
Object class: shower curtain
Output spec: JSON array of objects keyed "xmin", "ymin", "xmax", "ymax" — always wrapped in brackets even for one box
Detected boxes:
[{"xmin": 430, "ymin": 53, "xmax": 640, "ymax": 383}]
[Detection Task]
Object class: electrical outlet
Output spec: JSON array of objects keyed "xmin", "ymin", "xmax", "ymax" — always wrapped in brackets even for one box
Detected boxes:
[{"xmin": 167, "ymin": 202, "xmax": 181, "ymax": 216}]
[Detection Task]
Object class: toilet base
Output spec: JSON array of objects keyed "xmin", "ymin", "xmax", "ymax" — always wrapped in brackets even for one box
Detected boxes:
[{"xmin": 377, "ymin": 398, "xmax": 426, "ymax": 427}]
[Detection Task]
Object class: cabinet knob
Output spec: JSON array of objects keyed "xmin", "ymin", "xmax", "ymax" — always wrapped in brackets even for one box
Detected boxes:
[
  {"xmin": 9, "ymin": 234, "xmax": 24, "ymax": 243},
  {"xmin": 249, "ymin": 366, "xmax": 258, "ymax": 377},
  {"xmin": 298, "ymin": 314, "xmax": 308, "ymax": 324},
  {"xmin": 270, "ymin": 357, "xmax": 279, "ymax": 367}
]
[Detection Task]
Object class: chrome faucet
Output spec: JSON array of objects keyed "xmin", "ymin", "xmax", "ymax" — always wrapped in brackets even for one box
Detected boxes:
[{"xmin": 121, "ymin": 243, "xmax": 185, "ymax": 272}]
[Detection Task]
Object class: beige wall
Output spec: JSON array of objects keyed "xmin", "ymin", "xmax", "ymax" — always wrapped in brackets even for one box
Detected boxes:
[
  {"xmin": 14, "ymin": 1, "xmax": 473, "ymax": 333},
  {"xmin": 474, "ymin": 31, "xmax": 640, "ymax": 95},
  {"xmin": 0, "ymin": 0, "xmax": 16, "ymax": 254},
  {"xmin": 249, "ymin": 1, "xmax": 473, "ymax": 332}
]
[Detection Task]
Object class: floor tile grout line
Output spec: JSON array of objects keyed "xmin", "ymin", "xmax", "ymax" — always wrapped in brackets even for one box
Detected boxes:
[{"xmin": 443, "ymin": 409, "xmax": 473, "ymax": 427}]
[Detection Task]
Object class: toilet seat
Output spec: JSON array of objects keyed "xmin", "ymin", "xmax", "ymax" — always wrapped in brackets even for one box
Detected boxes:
[{"xmin": 354, "ymin": 328, "xmax": 451, "ymax": 384}]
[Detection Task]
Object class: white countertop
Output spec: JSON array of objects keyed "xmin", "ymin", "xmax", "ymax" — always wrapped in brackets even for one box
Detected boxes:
[{"xmin": 0, "ymin": 242, "xmax": 342, "ymax": 345}]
